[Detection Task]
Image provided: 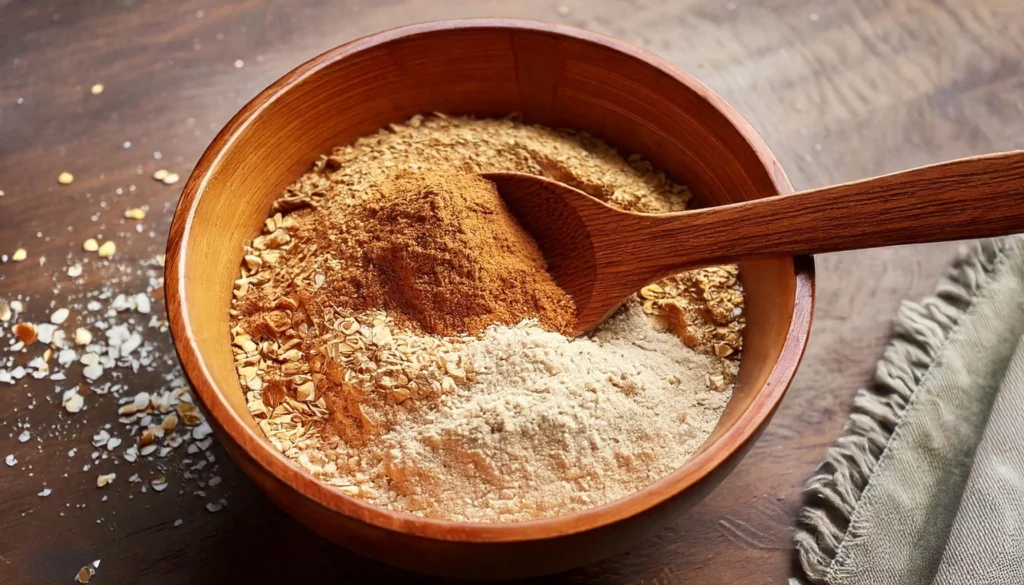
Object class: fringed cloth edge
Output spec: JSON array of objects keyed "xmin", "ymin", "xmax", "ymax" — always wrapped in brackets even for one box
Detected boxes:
[{"xmin": 791, "ymin": 239, "xmax": 1017, "ymax": 584}]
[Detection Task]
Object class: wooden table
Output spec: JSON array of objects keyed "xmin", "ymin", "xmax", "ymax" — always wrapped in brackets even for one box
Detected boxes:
[{"xmin": 2, "ymin": 1, "xmax": 1021, "ymax": 583}]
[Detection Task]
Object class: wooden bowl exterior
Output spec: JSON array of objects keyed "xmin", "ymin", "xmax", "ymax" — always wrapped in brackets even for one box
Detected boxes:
[{"xmin": 166, "ymin": 19, "xmax": 814, "ymax": 579}]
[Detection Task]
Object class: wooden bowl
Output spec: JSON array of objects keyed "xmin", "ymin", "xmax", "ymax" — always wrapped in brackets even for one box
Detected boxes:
[{"xmin": 166, "ymin": 19, "xmax": 814, "ymax": 579}]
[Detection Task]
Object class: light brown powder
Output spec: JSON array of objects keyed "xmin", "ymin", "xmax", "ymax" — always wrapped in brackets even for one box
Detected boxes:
[
  {"xmin": 229, "ymin": 114, "xmax": 746, "ymax": 522},
  {"xmin": 307, "ymin": 303, "xmax": 734, "ymax": 522}
]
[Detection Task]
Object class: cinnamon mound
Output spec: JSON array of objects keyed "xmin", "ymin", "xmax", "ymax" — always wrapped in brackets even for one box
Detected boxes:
[{"xmin": 335, "ymin": 171, "xmax": 576, "ymax": 336}]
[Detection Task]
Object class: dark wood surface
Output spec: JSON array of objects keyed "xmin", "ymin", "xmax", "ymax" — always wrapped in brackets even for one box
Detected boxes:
[{"xmin": 1, "ymin": 1, "xmax": 1021, "ymax": 583}]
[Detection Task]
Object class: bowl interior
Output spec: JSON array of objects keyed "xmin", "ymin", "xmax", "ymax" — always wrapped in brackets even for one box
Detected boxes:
[{"xmin": 172, "ymin": 22, "xmax": 802, "ymax": 533}]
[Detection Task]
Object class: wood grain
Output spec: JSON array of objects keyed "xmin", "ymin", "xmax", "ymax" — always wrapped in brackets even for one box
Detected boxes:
[
  {"xmin": 1, "ymin": 1, "xmax": 1022, "ymax": 584},
  {"xmin": 489, "ymin": 151, "xmax": 1024, "ymax": 333}
]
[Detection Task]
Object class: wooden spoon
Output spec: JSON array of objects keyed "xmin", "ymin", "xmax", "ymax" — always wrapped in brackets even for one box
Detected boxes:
[{"xmin": 484, "ymin": 151, "xmax": 1024, "ymax": 335}]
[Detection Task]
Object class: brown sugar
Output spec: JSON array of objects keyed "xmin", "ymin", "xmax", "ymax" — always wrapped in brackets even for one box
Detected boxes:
[{"xmin": 340, "ymin": 171, "xmax": 575, "ymax": 336}]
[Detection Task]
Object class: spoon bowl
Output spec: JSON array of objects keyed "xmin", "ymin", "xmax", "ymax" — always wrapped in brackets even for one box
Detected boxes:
[
  {"xmin": 488, "ymin": 150, "xmax": 1024, "ymax": 334},
  {"xmin": 484, "ymin": 172, "xmax": 651, "ymax": 334}
]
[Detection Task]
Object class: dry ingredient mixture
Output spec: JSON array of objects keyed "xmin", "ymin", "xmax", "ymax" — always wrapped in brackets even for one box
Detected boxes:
[{"xmin": 229, "ymin": 114, "xmax": 746, "ymax": 522}]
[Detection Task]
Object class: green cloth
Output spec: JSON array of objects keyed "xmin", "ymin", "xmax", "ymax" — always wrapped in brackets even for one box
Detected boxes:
[{"xmin": 793, "ymin": 238, "xmax": 1024, "ymax": 585}]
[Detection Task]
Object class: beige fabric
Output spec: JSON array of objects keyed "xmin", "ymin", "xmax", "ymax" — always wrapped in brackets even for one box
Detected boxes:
[
  {"xmin": 793, "ymin": 238, "xmax": 1024, "ymax": 585},
  {"xmin": 934, "ymin": 337, "xmax": 1024, "ymax": 583}
]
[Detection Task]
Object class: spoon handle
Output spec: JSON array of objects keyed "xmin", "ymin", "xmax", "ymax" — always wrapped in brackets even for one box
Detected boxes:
[{"xmin": 647, "ymin": 150, "xmax": 1024, "ymax": 268}]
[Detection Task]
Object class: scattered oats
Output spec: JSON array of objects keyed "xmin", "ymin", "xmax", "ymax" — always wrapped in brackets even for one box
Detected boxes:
[
  {"xmin": 139, "ymin": 444, "xmax": 158, "ymax": 457},
  {"xmin": 132, "ymin": 391, "xmax": 150, "ymax": 409},
  {"xmin": 121, "ymin": 332, "xmax": 142, "ymax": 355},
  {"xmin": 83, "ymin": 364, "xmax": 104, "ymax": 381},
  {"xmin": 67, "ymin": 264, "xmax": 83, "ymax": 277},
  {"xmin": 151, "ymin": 475, "xmax": 169, "ymax": 492},
  {"xmin": 192, "ymin": 421, "xmax": 213, "ymax": 440},
  {"xmin": 91, "ymin": 430, "xmax": 111, "ymax": 448},
  {"xmin": 392, "ymin": 387, "xmax": 411, "ymax": 403},
  {"xmin": 96, "ymin": 473, "xmax": 116, "ymax": 487},
  {"xmin": 82, "ymin": 238, "xmax": 99, "ymax": 252},
  {"xmin": 177, "ymin": 402, "xmax": 202, "ymax": 426},
  {"xmin": 0, "ymin": 300, "xmax": 9, "ymax": 322},
  {"xmin": 162, "ymin": 172, "xmax": 180, "ymax": 185},
  {"xmin": 640, "ymin": 283, "xmax": 664, "ymax": 299},
  {"xmin": 160, "ymin": 412, "xmax": 179, "ymax": 431},
  {"xmin": 123, "ymin": 445, "xmax": 138, "ymax": 462},
  {"xmin": 139, "ymin": 426, "xmax": 161, "ymax": 447},
  {"xmin": 74, "ymin": 327, "xmax": 93, "ymax": 345},
  {"xmin": 243, "ymin": 254, "xmax": 262, "ymax": 271},
  {"xmin": 50, "ymin": 308, "xmax": 69, "ymax": 325},
  {"xmin": 11, "ymin": 248, "xmax": 27, "ymax": 262},
  {"xmin": 36, "ymin": 323, "xmax": 56, "ymax": 344},
  {"xmin": 5, "ymin": 454, "xmax": 16, "ymax": 466},
  {"xmin": 707, "ymin": 374, "xmax": 727, "ymax": 391},
  {"xmin": 295, "ymin": 380, "xmax": 315, "ymax": 402},
  {"xmin": 90, "ymin": 83, "xmax": 104, "ymax": 95},
  {"xmin": 38, "ymin": 488, "xmax": 51, "ymax": 497},
  {"xmin": 173, "ymin": 518, "xmax": 183, "ymax": 527},
  {"xmin": 124, "ymin": 207, "xmax": 146, "ymax": 220},
  {"xmin": 208, "ymin": 475, "xmax": 222, "ymax": 487},
  {"xmin": 97, "ymin": 240, "xmax": 116, "ymax": 258},
  {"xmin": 152, "ymin": 169, "xmax": 169, "ymax": 181},
  {"xmin": 234, "ymin": 59, "xmax": 244, "ymax": 68},
  {"xmin": 75, "ymin": 566, "xmax": 95, "ymax": 584},
  {"xmin": 58, "ymin": 172, "xmax": 74, "ymax": 185},
  {"xmin": 135, "ymin": 293, "xmax": 151, "ymax": 314},
  {"xmin": 206, "ymin": 499, "xmax": 226, "ymax": 513},
  {"xmin": 18, "ymin": 430, "xmax": 30, "ymax": 443},
  {"xmin": 713, "ymin": 342, "xmax": 734, "ymax": 358},
  {"xmin": 63, "ymin": 391, "xmax": 85, "ymax": 413},
  {"xmin": 13, "ymin": 322, "xmax": 38, "ymax": 345}
]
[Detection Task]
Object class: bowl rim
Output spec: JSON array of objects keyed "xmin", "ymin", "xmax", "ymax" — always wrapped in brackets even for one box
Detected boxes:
[{"xmin": 166, "ymin": 17, "xmax": 815, "ymax": 544}]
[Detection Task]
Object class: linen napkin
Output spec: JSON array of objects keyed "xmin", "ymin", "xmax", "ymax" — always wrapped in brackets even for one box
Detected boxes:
[{"xmin": 792, "ymin": 237, "xmax": 1024, "ymax": 585}]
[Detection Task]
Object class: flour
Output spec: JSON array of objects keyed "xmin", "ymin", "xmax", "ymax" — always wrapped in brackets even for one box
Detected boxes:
[{"xmin": 297, "ymin": 303, "xmax": 733, "ymax": 522}]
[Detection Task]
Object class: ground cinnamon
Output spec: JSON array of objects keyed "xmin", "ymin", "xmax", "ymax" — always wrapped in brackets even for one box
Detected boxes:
[
  {"xmin": 237, "ymin": 169, "xmax": 574, "ymax": 338},
  {"xmin": 344, "ymin": 171, "xmax": 576, "ymax": 336}
]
